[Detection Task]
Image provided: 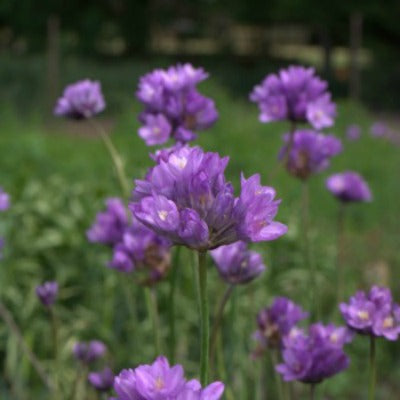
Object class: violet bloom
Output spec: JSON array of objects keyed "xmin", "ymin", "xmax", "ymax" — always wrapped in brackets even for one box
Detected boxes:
[
  {"xmin": 280, "ymin": 130, "xmax": 342, "ymax": 180},
  {"xmin": 36, "ymin": 281, "xmax": 58, "ymax": 307},
  {"xmin": 211, "ymin": 241, "xmax": 265, "ymax": 284},
  {"xmin": 54, "ymin": 79, "xmax": 105, "ymax": 119},
  {"xmin": 131, "ymin": 145, "xmax": 287, "ymax": 251},
  {"xmin": 254, "ymin": 297, "xmax": 308, "ymax": 350},
  {"xmin": 0, "ymin": 188, "xmax": 10, "ymax": 211},
  {"xmin": 73, "ymin": 340, "xmax": 106, "ymax": 364},
  {"xmin": 113, "ymin": 356, "xmax": 224, "ymax": 400},
  {"xmin": 137, "ymin": 63, "xmax": 218, "ymax": 145},
  {"xmin": 326, "ymin": 171, "xmax": 372, "ymax": 203},
  {"xmin": 346, "ymin": 124, "xmax": 361, "ymax": 141},
  {"xmin": 276, "ymin": 323, "xmax": 352, "ymax": 384},
  {"xmin": 87, "ymin": 198, "xmax": 128, "ymax": 246},
  {"xmin": 340, "ymin": 286, "xmax": 400, "ymax": 340},
  {"xmin": 250, "ymin": 65, "xmax": 336, "ymax": 129},
  {"xmin": 89, "ymin": 367, "xmax": 115, "ymax": 392},
  {"xmin": 370, "ymin": 121, "xmax": 387, "ymax": 138}
]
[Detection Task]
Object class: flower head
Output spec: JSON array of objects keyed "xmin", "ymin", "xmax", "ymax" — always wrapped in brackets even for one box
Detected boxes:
[
  {"xmin": 280, "ymin": 130, "xmax": 342, "ymax": 180},
  {"xmin": 340, "ymin": 286, "xmax": 400, "ymax": 340},
  {"xmin": 54, "ymin": 79, "xmax": 105, "ymax": 119},
  {"xmin": 73, "ymin": 340, "xmax": 106, "ymax": 364},
  {"xmin": 130, "ymin": 146, "xmax": 287, "ymax": 251},
  {"xmin": 36, "ymin": 281, "xmax": 58, "ymax": 307},
  {"xmin": 276, "ymin": 323, "xmax": 352, "ymax": 384},
  {"xmin": 89, "ymin": 367, "xmax": 115, "ymax": 392},
  {"xmin": 137, "ymin": 64, "xmax": 218, "ymax": 145},
  {"xmin": 0, "ymin": 188, "xmax": 10, "ymax": 211},
  {"xmin": 346, "ymin": 124, "xmax": 361, "ymax": 141},
  {"xmin": 250, "ymin": 65, "xmax": 336, "ymax": 129},
  {"xmin": 326, "ymin": 171, "xmax": 372, "ymax": 203},
  {"xmin": 370, "ymin": 121, "xmax": 387, "ymax": 137},
  {"xmin": 211, "ymin": 241, "xmax": 265, "ymax": 284}
]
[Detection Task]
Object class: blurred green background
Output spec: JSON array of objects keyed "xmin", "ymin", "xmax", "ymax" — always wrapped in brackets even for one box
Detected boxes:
[{"xmin": 1, "ymin": 1, "xmax": 400, "ymax": 399}]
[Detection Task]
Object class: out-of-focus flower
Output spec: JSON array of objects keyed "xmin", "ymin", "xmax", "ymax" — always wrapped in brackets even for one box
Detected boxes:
[
  {"xmin": 89, "ymin": 367, "xmax": 115, "ymax": 392},
  {"xmin": 370, "ymin": 121, "xmax": 387, "ymax": 138},
  {"xmin": 73, "ymin": 340, "xmax": 106, "ymax": 364},
  {"xmin": 113, "ymin": 356, "xmax": 224, "ymax": 400},
  {"xmin": 346, "ymin": 124, "xmax": 361, "ymax": 141},
  {"xmin": 280, "ymin": 130, "xmax": 342, "ymax": 180},
  {"xmin": 54, "ymin": 79, "xmax": 105, "ymax": 119},
  {"xmin": 0, "ymin": 188, "xmax": 10, "ymax": 211},
  {"xmin": 326, "ymin": 171, "xmax": 372, "ymax": 203},
  {"xmin": 340, "ymin": 286, "xmax": 400, "ymax": 340},
  {"xmin": 250, "ymin": 65, "xmax": 336, "ymax": 129},
  {"xmin": 36, "ymin": 281, "xmax": 58, "ymax": 307},
  {"xmin": 276, "ymin": 323, "xmax": 352, "ymax": 384},
  {"xmin": 137, "ymin": 64, "xmax": 218, "ymax": 146},
  {"xmin": 211, "ymin": 241, "xmax": 265, "ymax": 284},
  {"xmin": 130, "ymin": 145, "xmax": 287, "ymax": 251}
]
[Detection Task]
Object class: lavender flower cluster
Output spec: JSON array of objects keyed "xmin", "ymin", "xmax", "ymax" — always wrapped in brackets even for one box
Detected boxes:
[
  {"xmin": 326, "ymin": 171, "xmax": 372, "ymax": 203},
  {"xmin": 136, "ymin": 64, "xmax": 218, "ymax": 145},
  {"xmin": 0, "ymin": 187, "xmax": 10, "ymax": 258}
]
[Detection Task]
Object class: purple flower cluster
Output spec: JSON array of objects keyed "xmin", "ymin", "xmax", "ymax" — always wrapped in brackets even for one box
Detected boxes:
[
  {"xmin": 0, "ymin": 187, "xmax": 9, "ymax": 258},
  {"xmin": 340, "ymin": 286, "xmax": 400, "ymax": 340},
  {"xmin": 211, "ymin": 241, "xmax": 265, "ymax": 285},
  {"xmin": 254, "ymin": 297, "xmax": 308, "ymax": 350},
  {"xmin": 326, "ymin": 171, "xmax": 372, "ymax": 203},
  {"xmin": 113, "ymin": 356, "xmax": 224, "ymax": 400},
  {"xmin": 276, "ymin": 323, "xmax": 352, "ymax": 383},
  {"xmin": 89, "ymin": 367, "xmax": 115, "ymax": 392},
  {"xmin": 370, "ymin": 121, "xmax": 387, "ymax": 138},
  {"xmin": 36, "ymin": 281, "xmax": 58, "ymax": 307},
  {"xmin": 131, "ymin": 145, "xmax": 287, "ymax": 251},
  {"xmin": 73, "ymin": 340, "xmax": 107, "ymax": 364},
  {"xmin": 88, "ymin": 198, "xmax": 171, "ymax": 285},
  {"xmin": 250, "ymin": 65, "xmax": 336, "ymax": 129},
  {"xmin": 280, "ymin": 130, "xmax": 342, "ymax": 180},
  {"xmin": 346, "ymin": 124, "xmax": 361, "ymax": 141},
  {"xmin": 54, "ymin": 79, "xmax": 105, "ymax": 119},
  {"xmin": 137, "ymin": 64, "xmax": 218, "ymax": 145}
]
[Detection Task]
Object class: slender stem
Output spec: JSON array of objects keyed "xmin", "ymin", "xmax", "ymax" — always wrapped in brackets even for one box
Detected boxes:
[
  {"xmin": 144, "ymin": 286, "xmax": 162, "ymax": 356},
  {"xmin": 209, "ymin": 285, "xmax": 235, "ymax": 364},
  {"xmin": 0, "ymin": 300, "xmax": 53, "ymax": 390},
  {"xmin": 50, "ymin": 308, "xmax": 60, "ymax": 398},
  {"xmin": 270, "ymin": 350, "xmax": 285, "ymax": 400},
  {"xmin": 197, "ymin": 250, "xmax": 209, "ymax": 385},
  {"xmin": 310, "ymin": 384, "xmax": 316, "ymax": 400},
  {"xmin": 368, "ymin": 336, "xmax": 376, "ymax": 400},
  {"xmin": 336, "ymin": 203, "xmax": 346, "ymax": 303},
  {"xmin": 168, "ymin": 246, "xmax": 181, "ymax": 364},
  {"xmin": 89, "ymin": 119, "xmax": 130, "ymax": 198}
]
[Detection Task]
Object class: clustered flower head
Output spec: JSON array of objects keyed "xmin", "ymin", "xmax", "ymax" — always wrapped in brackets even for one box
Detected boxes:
[
  {"xmin": 36, "ymin": 281, "xmax": 58, "ymax": 307},
  {"xmin": 346, "ymin": 124, "xmax": 361, "ymax": 141},
  {"xmin": 54, "ymin": 79, "xmax": 106, "ymax": 119},
  {"xmin": 88, "ymin": 198, "xmax": 171, "ymax": 285},
  {"xmin": 73, "ymin": 340, "xmax": 107, "ymax": 364},
  {"xmin": 211, "ymin": 241, "xmax": 265, "ymax": 285},
  {"xmin": 131, "ymin": 145, "xmax": 287, "ymax": 251},
  {"xmin": 0, "ymin": 187, "xmax": 10, "ymax": 211},
  {"xmin": 280, "ymin": 130, "xmax": 342, "ymax": 180},
  {"xmin": 276, "ymin": 323, "xmax": 353, "ymax": 384},
  {"xmin": 250, "ymin": 65, "xmax": 336, "ymax": 129},
  {"xmin": 370, "ymin": 121, "xmax": 387, "ymax": 138},
  {"xmin": 113, "ymin": 355, "xmax": 224, "ymax": 400},
  {"xmin": 340, "ymin": 286, "xmax": 400, "ymax": 340},
  {"xmin": 326, "ymin": 171, "xmax": 372, "ymax": 203},
  {"xmin": 88, "ymin": 367, "xmax": 115, "ymax": 392},
  {"xmin": 136, "ymin": 63, "xmax": 218, "ymax": 145},
  {"xmin": 254, "ymin": 297, "xmax": 308, "ymax": 351}
]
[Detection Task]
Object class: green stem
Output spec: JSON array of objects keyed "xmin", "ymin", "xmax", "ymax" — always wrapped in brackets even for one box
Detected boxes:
[
  {"xmin": 197, "ymin": 250, "xmax": 209, "ymax": 385},
  {"xmin": 310, "ymin": 384, "xmax": 316, "ymax": 400},
  {"xmin": 89, "ymin": 120, "xmax": 130, "ymax": 198},
  {"xmin": 50, "ymin": 308, "xmax": 60, "ymax": 398},
  {"xmin": 270, "ymin": 350, "xmax": 285, "ymax": 400},
  {"xmin": 368, "ymin": 336, "xmax": 376, "ymax": 400},
  {"xmin": 168, "ymin": 246, "xmax": 181, "ymax": 364},
  {"xmin": 336, "ymin": 203, "xmax": 346, "ymax": 303},
  {"xmin": 144, "ymin": 286, "xmax": 162, "ymax": 356}
]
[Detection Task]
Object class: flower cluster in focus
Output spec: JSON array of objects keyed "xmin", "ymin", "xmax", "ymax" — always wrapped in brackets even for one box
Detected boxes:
[{"xmin": 36, "ymin": 281, "xmax": 58, "ymax": 307}]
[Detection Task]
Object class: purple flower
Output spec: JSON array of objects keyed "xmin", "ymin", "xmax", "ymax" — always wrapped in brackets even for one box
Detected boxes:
[
  {"xmin": 211, "ymin": 241, "xmax": 265, "ymax": 284},
  {"xmin": 370, "ymin": 121, "xmax": 387, "ymax": 137},
  {"xmin": 87, "ymin": 198, "xmax": 128, "ymax": 246},
  {"xmin": 136, "ymin": 64, "xmax": 218, "ymax": 145},
  {"xmin": 340, "ymin": 286, "xmax": 400, "ymax": 340},
  {"xmin": 54, "ymin": 79, "xmax": 105, "ymax": 119},
  {"xmin": 73, "ymin": 340, "xmax": 106, "ymax": 364},
  {"xmin": 36, "ymin": 281, "xmax": 58, "ymax": 307},
  {"xmin": 346, "ymin": 124, "xmax": 361, "ymax": 141},
  {"xmin": 0, "ymin": 188, "xmax": 10, "ymax": 211},
  {"xmin": 276, "ymin": 323, "xmax": 352, "ymax": 384},
  {"xmin": 89, "ymin": 367, "xmax": 115, "ymax": 392},
  {"xmin": 280, "ymin": 130, "xmax": 342, "ymax": 180},
  {"xmin": 130, "ymin": 146, "xmax": 287, "ymax": 251},
  {"xmin": 113, "ymin": 356, "xmax": 224, "ymax": 400},
  {"xmin": 254, "ymin": 297, "xmax": 308, "ymax": 350},
  {"xmin": 250, "ymin": 65, "xmax": 336, "ymax": 129},
  {"xmin": 326, "ymin": 171, "xmax": 372, "ymax": 203}
]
